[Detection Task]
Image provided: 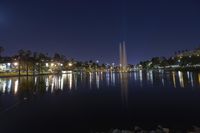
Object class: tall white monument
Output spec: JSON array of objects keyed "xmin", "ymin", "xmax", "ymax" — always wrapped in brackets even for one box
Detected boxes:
[{"xmin": 119, "ymin": 41, "xmax": 128, "ymax": 71}]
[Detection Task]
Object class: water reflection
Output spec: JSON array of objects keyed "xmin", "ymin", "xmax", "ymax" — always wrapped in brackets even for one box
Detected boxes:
[
  {"xmin": 14, "ymin": 79, "xmax": 18, "ymax": 94},
  {"xmin": 120, "ymin": 72, "xmax": 129, "ymax": 104},
  {"xmin": 96, "ymin": 72, "xmax": 100, "ymax": 89},
  {"xmin": 172, "ymin": 72, "xmax": 176, "ymax": 88},
  {"xmin": 178, "ymin": 71, "xmax": 185, "ymax": 88},
  {"xmin": 1, "ymin": 71, "xmax": 200, "ymax": 99}
]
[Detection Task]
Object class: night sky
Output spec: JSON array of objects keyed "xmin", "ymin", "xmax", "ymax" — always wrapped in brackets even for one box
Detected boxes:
[{"xmin": 0, "ymin": 0, "xmax": 200, "ymax": 64}]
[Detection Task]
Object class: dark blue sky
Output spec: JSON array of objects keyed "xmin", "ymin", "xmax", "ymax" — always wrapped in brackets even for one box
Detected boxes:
[{"xmin": 0, "ymin": 0, "xmax": 200, "ymax": 64}]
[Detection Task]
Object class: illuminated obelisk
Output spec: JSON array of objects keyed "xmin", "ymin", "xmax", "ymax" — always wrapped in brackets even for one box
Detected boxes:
[{"xmin": 119, "ymin": 41, "xmax": 128, "ymax": 71}]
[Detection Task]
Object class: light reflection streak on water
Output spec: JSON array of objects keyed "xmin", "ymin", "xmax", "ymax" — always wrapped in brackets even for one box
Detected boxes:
[
  {"xmin": 2, "ymin": 81, "xmax": 6, "ymax": 93},
  {"xmin": 96, "ymin": 72, "xmax": 99, "ymax": 89},
  {"xmin": 1, "ymin": 71, "xmax": 200, "ymax": 95},
  {"xmin": 14, "ymin": 79, "xmax": 18, "ymax": 94},
  {"xmin": 172, "ymin": 72, "xmax": 176, "ymax": 88},
  {"xmin": 68, "ymin": 73, "xmax": 72, "ymax": 90},
  {"xmin": 133, "ymin": 72, "xmax": 137, "ymax": 81},
  {"xmin": 106, "ymin": 72, "xmax": 110, "ymax": 86},
  {"xmin": 7, "ymin": 79, "xmax": 12, "ymax": 93},
  {"xmin": 198, "ymin": 73, "xmax": 200, "ymax": 86},
  {"xmin": 60, "ymin": 76, "xmax": 63, "ymax": 90},
  {"xmin": 60, "ymin": 74, "xmax": 67, "ymax": 90},
  {"xmin": 162, "ymin": 78, "xmax": 164, "ymax": 86},
  {"xmin": 51, "ymin": 76, "xmax": 54, "ymax": 93},
  {"xmin": 74, "ymin": 74, "xmax": 77, "ymax": 89},
  {"xmin": 45, "ymin": 78, "xmax": 49, "ymax": 91},
  {"xmin": 139, "ymin": 70, "xmax": 142, "ymax": 87},
  {"xmin": 178, "ymin": 71, "xmax": 184, "ymax": 88},
  {"xmin": 149, "ymin": 70, "xmax": 153, "ymax": 85},
  {"xmin": 120, "ymin": 72, "xmax": 128, "ymax": 105},
  {"xmin": 35, "ymin": 77, "xmax": 37, "ymax": 84},
  {"xmin": 58, "ymin": 76, "xmax": 61, "ymax": 90},
  {"xmin": 89, "ymin": 72, "xmax": 92, "ymax": 88},
  {"xmin": 111, "ymin": 72, "xmax": 115, "ymax": 86},
  {"xmin": 187, "ymin": 71, "xmax": 190, "ymax": 80},
  {"xmin": 190, "ymin": 72, "xmax": 194, "ymax": 87}
]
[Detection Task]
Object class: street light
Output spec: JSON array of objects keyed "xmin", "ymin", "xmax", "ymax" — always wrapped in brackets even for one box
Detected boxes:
[
  {"xmin": 13, "ymin": 62, "xmax": 18, "ymax": 66},
  {"xmin": 68, "ymin": 63, "xmax": 72, "ymax": 67}
]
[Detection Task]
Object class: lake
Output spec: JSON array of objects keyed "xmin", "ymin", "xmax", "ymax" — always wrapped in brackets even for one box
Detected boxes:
[{"xmin": 1, "ymin": 70, "xmax": 200, "ymax": 132}]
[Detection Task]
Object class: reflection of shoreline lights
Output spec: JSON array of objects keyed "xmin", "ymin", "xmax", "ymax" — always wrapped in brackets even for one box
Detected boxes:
[
  {"xmin": 1, "ymin": 71, "xmax": 199, "ymax": 95},
  {"xmin": 3, "ymin": 81, "xmax": 6, "ymax": 93},
  {"xmin": 149, "ymin": 71, "xmax": 153, "ymax": 85},
  {"xmin": 68, "ymin": 74, "xmax": 72, "ymax": 89},
  {"xmin": 51, "ymin": 77, "xmax": 55, "ymax": 92},
  {"xmin": 178, "ymin": 71, "xmax": 184, "ymax": 88},
  {"xmin": 106, "ymin": 72, "xmax": 110, "ymax": 86},
  {"xmin": 96, "ymin": 72, "xmax": 99, "ymax": 88},
  {"xmin": 190, "ymin": 72, "xmax": 194, "ymax": 87},
  {"xmin": 45, "ymin": 78, "xmax": 49, "ymax": 91},
  {"xmin": 198, "ymin": 73, "xmax": 200, "ymax": 86},
  {"xmin": 111, "ymin": 72, "xmax": 115, "ymax": 86},
  {"xmin": 172, "ymin": 72, "xmax": 176, "ymax": 88},
  {"xmin": 35, "ymin": 77, "xmax": 37, "ymax": 84},
  {"xmin": 7, "ymin": 79, "xmax": 12, "ymax": 92},
  {"xmin": 89, "ymin": 72, "xmax": 92, "ymax": 88},
  {"xmin": 74, "ymin": 74, "xmax": 77, "ymax": 89},
  {"xmin": 14, "ymin": 79, "xmax": 18, "ymax": 94},
  {"xmin": 147, "ymin": 71, "xmax": 153, "ymax": 85},
  {"xmin": 120, "ymin": 73, "xmax": 129, "ymax": 104},
  {"xmin": 58, "ymin": 76, "xmax": 61, "ymax": 90},
  {"xmin": 133, "ymin": 72, "xmax": 137, "ymax": 81},
  {"xmin": 61, "ymin": 76, "xmax": 64, "ymax": 90},
  {"xmin": 139, "ymin": 70, "xmax": 143, "ymax": 87},
  {"xmin": 162, "ymin": 78, "xmax": 165, "ymax": 86},
  {"xmin": 187, "ymin": 71, "xmax": 190, "ymax": 79}
]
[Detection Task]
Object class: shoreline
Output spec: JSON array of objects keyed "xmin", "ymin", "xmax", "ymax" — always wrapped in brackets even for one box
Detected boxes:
[{"xmin": 1, "ymin": 68, "xmax": 200, "ymax": 78}]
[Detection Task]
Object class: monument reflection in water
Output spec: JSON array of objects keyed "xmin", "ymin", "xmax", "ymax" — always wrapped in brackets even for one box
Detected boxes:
[{"xmin": 1, "ymin": 71, "xmax": 200, "ymax": 100}]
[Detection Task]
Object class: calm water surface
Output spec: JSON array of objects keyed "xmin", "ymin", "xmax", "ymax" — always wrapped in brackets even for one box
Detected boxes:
[{"xmin": 1, "ymin": 70, "xmax": 200, "ymax": 132}]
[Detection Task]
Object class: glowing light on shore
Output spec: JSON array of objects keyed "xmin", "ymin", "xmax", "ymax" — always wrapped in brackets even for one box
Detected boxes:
[
  {"xmin": 13, "ymin": 62, "xmax": 18, "ymax": 66},
  {"xmin": 68, "ymin": 63, "xmax": 72, "ymax": 67}
]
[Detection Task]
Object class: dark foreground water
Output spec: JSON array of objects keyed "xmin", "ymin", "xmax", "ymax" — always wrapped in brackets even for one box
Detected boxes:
[{"xmin": 1, "ymin": 70, "xmax": 200, "ymax": 132}]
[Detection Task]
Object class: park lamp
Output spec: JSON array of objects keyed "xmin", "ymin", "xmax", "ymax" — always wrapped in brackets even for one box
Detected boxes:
[
  {"xmin": 13, "ymin": 62, "xmax": 18, "ymax": 66},
  {"xmin": 68, "ymin": 62, "xmax": 73, "ymax": 67}
]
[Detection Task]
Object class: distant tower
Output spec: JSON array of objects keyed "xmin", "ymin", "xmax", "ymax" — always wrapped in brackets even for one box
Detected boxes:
[{"xmin": 119, "ymin": 41, "xmax": 128, "ymax": 71}]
